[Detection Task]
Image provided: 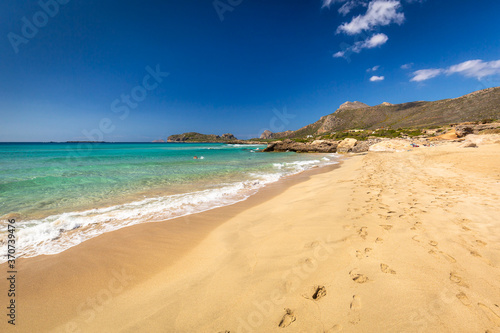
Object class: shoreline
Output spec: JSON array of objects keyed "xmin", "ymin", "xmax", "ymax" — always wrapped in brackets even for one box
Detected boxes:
[
  {"xmin": 2, "ymin": 143, "xmax": 500, "ymax": 332},
  {"xmin": 1, "ymin": 152, "xmax": 341, "ymax": 262},
  {"xmin": 1, "ymin": 140, "xmax": 341, "ymax": 262},
  {"xmin": 0, "ymin": 157, "xmax": 344, "ymax": 332}
]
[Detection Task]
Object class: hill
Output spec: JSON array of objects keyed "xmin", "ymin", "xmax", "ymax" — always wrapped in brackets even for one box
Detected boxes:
[
  {"xmin": 263, "ymin": 87, "xmax": 500, "ymax": 139},
  {"xmin": 167, "ymin": 132, "xmax": 237, "ymax": 143}
]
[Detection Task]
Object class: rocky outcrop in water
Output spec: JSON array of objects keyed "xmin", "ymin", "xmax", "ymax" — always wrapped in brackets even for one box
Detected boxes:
[
  {"xmin": 262, "ymin": 137, "xmax": 387, "ymax": 153},
  {"xmin": 263, "ymin": 139, "xmax": 339, "ymax": 153}
]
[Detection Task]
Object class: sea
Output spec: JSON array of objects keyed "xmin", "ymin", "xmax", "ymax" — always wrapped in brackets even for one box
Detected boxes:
[{"xmin": 0, "ymin": 142, "xmax": 340, "ymax": 262}]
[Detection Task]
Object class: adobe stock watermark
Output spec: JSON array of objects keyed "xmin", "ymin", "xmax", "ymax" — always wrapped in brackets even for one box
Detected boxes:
[
  {"xmin": 65, "ymin": 64, "xmax": 169, "ymax": 162},
  {"xmin": 8, "ymin": 0, "xmax": 71, "ymax": 54},
  {"xmin": 257, "ymin": 106, "xmax": 295, "ymax": 139},
  {"xmin": 213, "ymin": 0, "xmax": 244, "ymax": 21},
  {"xmin": 62, "ymin": 268, "xmax": 135, "ymax": 333},
  {"xmin": 236, "ymin": 235, "xmax": 334, "ymax": 332}
]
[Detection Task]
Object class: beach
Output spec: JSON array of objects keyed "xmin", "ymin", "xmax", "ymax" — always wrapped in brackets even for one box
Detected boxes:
[{"xmin": 2, "ymin": 142, "xmax": 500, "ymax": 332}]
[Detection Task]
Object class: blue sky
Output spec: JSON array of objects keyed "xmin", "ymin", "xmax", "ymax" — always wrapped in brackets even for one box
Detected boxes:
[{"xmin": 1, "ymin": 0, "xmax": 499, "ymax": 141}]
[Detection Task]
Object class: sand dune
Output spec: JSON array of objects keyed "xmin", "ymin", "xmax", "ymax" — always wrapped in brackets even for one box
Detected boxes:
[{"xmin": 2, "ymin": 143, "xmax": 500, "ymax": 332}]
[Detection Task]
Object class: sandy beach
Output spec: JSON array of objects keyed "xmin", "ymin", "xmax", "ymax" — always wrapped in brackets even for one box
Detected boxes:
[{"xmin": 2, "ymin": 143, "xmax": 500, "ymax": 332}]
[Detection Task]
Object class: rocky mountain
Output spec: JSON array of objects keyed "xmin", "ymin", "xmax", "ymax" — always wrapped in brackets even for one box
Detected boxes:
[
  {"xmin": 259, "ymin": 130, "xmax": 294, "ymax": 140},
  {"xmin": 167, "ymin": 132, "xmax": 238, "ymax": 143},
  {"xmin": 261, "ymin": 87, "xmax": 500, "ymax": 139},
  {"xmin": 338, "ymin": 101, "xmax": 369, "ymax": 110}
]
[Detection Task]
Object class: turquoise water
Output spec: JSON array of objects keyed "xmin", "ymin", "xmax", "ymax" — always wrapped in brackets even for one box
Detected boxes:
[{"xmin": 0, "ymin": 142, "xmax": 339, "ymax": 260}]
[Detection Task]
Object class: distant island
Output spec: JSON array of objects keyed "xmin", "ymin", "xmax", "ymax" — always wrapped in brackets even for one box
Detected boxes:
[
  {"xmin": 167, "ymin": 132, "xmax": 241, "ymax": 143},
  {"xmin": 66, "ymin": 141, "xmax": 106, "ymax": 143}
]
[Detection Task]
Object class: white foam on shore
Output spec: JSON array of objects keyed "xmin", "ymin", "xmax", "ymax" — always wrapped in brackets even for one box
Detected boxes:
[{"xmin": 0, "ymin": 154, "xmax": 340, "ymax": 262}]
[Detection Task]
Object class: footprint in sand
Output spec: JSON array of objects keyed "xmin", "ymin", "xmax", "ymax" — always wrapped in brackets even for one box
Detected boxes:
[
  {"xmin": 410, "ymin": 222, "xmax": 423, "ymax": 231},
  {"xmin": 302, "ymin": 285, "xmax": 327, "ymax": 301},
  {"xmin": 325, "ymin": 324, "xmax": 343, "ymax": 332},
  {"xmin": 456, "ymin": 292, "xmax": 471, "ymax": 306},
  {"xmin": 380, "ymin": 263, "xmax": 396, "ymax": 274},
  {"xmin": 350, "ymin": 295, "xmax": 362, "ymax": 310},
  {"xmin": 298, "ymin": 257, "xmax": 315, "ymax": 267},
  {"xmin": 356, "ymin": 248, "xmax": 372, "ymax": 259},
  {"xmin": 375, "ymin": 237, "xmax": 383, "ymax": 244},
  {"xmin": 450, "ymin": 272, "xmax": 468, "ymax": 287},
  {"xmin": 349, "ymin": 270, "xmax": 369, "ymax": 283},
  {"xmin": 475, "ymin": 240, "xmax": 487, "ymax": 247},
  {"xmin": 412, "ymin": 235, "xmax": 421, "ymax": 243},
  {"xmin": 348, "ymin": 295, "xmax": 361, "ymax": 324},
  {"xmin": 478, "ymin": 303, "xmax": 500, "ymax": 326},
  {"xmin": 358, "ymin": 227, "xmax": 368, "ymax": 240},
  {"xmin": 380, "ymin": 225, "xmax": 393, "ymax": 231},
  {"xmin": 429, "ymin": 240, "xmax": 438, "ymax": 247},
  {"xmin": 470, "ymin": 250, "xmax": 482, "ymax": 257},
  {"xmin": 278, "ymin": 308, "xmax": 296, "ymax": 328},
  {"xmin": 305, "ymin": 241, "xmax": 320, "ymax": 249},
  {"xmin": 449, "ymin": 272, "xmax": 461, "ymax": 283},
  {"xmin": 312, "ymin": 286, "xmax": 327, "ymax": 300}
]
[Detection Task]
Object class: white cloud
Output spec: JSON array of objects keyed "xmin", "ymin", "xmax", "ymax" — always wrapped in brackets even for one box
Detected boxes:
[
  {"xmin": 446, "ymin": 59, "xmax": 500, "ymax": 79},
  {"xmin": 333, "ymin": 51, "xmax": 346, "ymax": 58},
  {"xmin": 401, "ymin": 63, "xmax": 413, "ymax": 69},
  {"xmin": 367, "ymin": 65, "xmax": 380, "ymax": 72},
  {"xmin": 323, "ymin": 0, "xmax": 417, "ymax": 10},
  {"xmin": 338, "ymin": 0, "xmax": 367, "ymax": 15},
  {"xmin": 410, "ymin": 69, "xmax": 443, "ymax": 82},
  {"xmin": 322, "ymin": 0, "xmax": 345, "ymax": 8},
  {"xmin": 361, "ymin": 33, "xmax": 388, "ymax": 48},
  {"xmin": 411, "ymin": 59, "xmax": 500, "ymax": 82},
  {"xmin": 337, "ymin": 0, "xmax": 405, "ymax": 35},
  {"xmin": 325, "ymin": 0, "xmax": 421, "ymax": 58},
  {"xmin": 370, "ymin": 75, "xmax": 385, "ymax": 81},
  {"xmin": 333, "ymin": 33, "xmax": 388, "ymax": 58}
]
